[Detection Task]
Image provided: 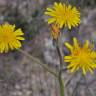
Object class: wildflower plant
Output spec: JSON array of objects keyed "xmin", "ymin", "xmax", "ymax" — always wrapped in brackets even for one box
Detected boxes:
[
  {"xmin": 44, "ymin": 1, "xmax": 96, "ymax": 96},
  {"xmin": 45, "ymin": 2, "xmax": 81, "ymax": 96}
]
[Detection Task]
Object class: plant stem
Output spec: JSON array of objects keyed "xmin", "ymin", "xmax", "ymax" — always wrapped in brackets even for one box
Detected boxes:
[
  {"xmin": 59, "ymin": 70, "xmax": 64, "ymax": 96},
  {"xmin": 18, "ymin": 49, "xmax": 58, "ymax": 78},
  {"xmin": 56, "ymin": 41, "xmax": 64, "ymax": 96}
]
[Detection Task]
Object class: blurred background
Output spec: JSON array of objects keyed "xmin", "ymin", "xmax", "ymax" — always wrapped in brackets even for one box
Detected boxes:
[{"xmin": 0, "ymin": 0, "xmax": 96, "ymax": 96}]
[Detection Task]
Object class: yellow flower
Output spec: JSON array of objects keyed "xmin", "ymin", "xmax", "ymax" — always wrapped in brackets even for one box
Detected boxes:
[
  {"xmin": 45, "ymin": 2, "xmax": 80, "ymax": 29},
  {"xmin": 64, "ymin": 38, "xmax": 96, "ymax": 75},
  {"xmin": 50, "ymin": 24, "xmax": 60, "ymax": 40},
  {"xmin": 0, "ymin": 23, "xmax": 25, "ymax": 53}
]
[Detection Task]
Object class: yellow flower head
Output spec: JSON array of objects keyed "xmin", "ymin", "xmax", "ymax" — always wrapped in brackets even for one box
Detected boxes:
[
  {"xmin": 45, "ymin": 2, "xmax": 80, "ymax": 29},
  {"xmin": 64, "ymin": 38, "xmax": 96, "ymax": 75},
  {"xmin": 50, "ymin": 24, "xmax": 60, "ymax": 40},
  {"xmin": 0, "ymin": 23, "xmax": 25, "ymax": 53}
]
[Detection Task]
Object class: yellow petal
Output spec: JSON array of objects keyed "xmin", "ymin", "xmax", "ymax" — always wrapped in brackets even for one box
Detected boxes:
[
  {"xmin": 0, "ymin": 43, "xmax": 5, "ymax": 53},
  {"xmin": 65, "ymin": 42, "xmax": 73, "ymax": 52},
  {"xmin": 82, "ymin": 67, "xmax": 86, "ymax": 75},
  {"xmin": 48, "ymin": 18, "xmax": 56, "ymax": 24},
  {"xmin": 67, "ymin": 63, "xmax": 76, "ymax": 68},
  {"xmin": 70, "ymin": 65, "xmax": 77, "ymax": 72},
  {"xmin": 46, "ymin": 8, "xmax": 54, "ymax": 12},
  {"xmin": 9, "ymin": 41, "xmax": 14, "ymax": 50},
  {"xmin": 88, "ymin": 66, "xmax": 93, "ymax": 74},
  {"xmin": 73, "ymin": 37, "xmax": 79, "ymax": 48},
  {"xmin": 14, "ymin": 29, "xmax": 24, "ymax": 36},
  {"xmin": 5, "ymin": 43, "xmax": 9, "ymax": 52},
  {"xmin": 84, "ymin": 40, "xmax": 89, "ymax": 48},
  {"xmin": 16, "ymin": 37, "xmax": 25, "ymax": 40},
  {"xmin": 64, "ymin": 56, "xmax": 72, "ymax": 60}
]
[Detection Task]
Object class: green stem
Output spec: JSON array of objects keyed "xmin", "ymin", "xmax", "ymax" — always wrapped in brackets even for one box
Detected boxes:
[
  {"xmin": 59, "ymin": 70, "xmax": 64, "ymax": 96},
  {"xmin": 56, "ymin": 42, "xmax": 64, "ymax": 96}
]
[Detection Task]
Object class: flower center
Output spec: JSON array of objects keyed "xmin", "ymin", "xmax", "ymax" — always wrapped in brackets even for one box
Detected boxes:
[
  {"xmin": 0, "ymin": 32, "xmax": 15, "ymax": 42},
  {"xmin": 74, "ymin": 49, "xmax": 91, "ymax": 65}
]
